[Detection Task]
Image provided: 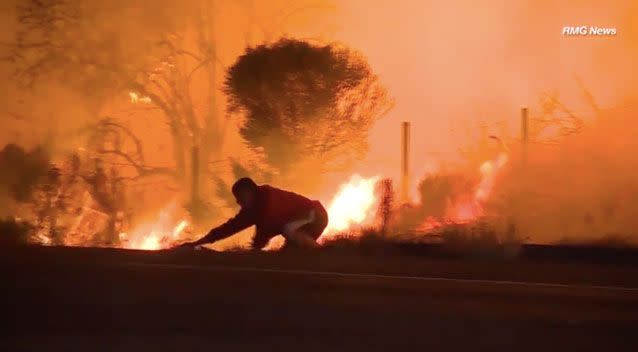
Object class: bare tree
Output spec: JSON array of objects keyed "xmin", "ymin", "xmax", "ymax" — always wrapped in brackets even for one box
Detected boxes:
[
  {"xmin": 5, "ymin": 0, "xmax": 340, "ymax": 224},
  {"xmin": 530, "ymin": 91, "xmax": 586, "ymax": 145}
]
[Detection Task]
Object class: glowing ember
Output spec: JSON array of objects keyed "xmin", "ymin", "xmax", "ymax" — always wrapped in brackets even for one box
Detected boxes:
[
  {"xmin": 129, "ymin": 91, "xmax": 152, "ymax": 104},
  {"xmin": 139, "ymin": 231, "xmax": 161, "ymax": 250},
  {"xmin": 318, "ymin": 174, "xmax": 380, "ymax": 243},
  {"xmin": 419, "ymin": 217, "xmax": 443, "ymax": 231},
  {"xmin": 34, "ymin": 231, "xmax": 52, "ymax": 246},
  {"xmin": 451, "ymin": 200, "xmax": 481, "ymax": 223},
  {"xmin": 122, "ymin": 220, "xmax": 188, "ymax": 250}
]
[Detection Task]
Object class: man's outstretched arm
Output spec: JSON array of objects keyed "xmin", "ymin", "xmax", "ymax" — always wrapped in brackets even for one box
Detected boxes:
[{"xmin": 186, "ymin": 209, "xmax": 254, "ymax": 247}]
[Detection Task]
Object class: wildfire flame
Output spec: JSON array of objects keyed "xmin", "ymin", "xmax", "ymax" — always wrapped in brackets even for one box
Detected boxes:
[
  {"xmin": 119, "ymin": 152, "xmax": 507, "ymax": 250},
  {"xmin": 39, "ymin": 150, "xmax": 507, "ymax": 250},
  {"xmin": 119, "ymin": 202, "xmax": 190, "ymax": 250},
  {"xmin": 318, "ymin": 174, "xmax": 380, "ymax": 244},
  {"xmin": 34, "ymin": 231, "xmax": 52, "ymax": 246},
  {"xmin": 312, "ymin": 152, "xmax": 510, "ymax": 244},
  {"xmin": 475, "ymin": 152, "xmax": 508, "ymax": 203},
  {"xmin": 120, "ymin": 219, "xmax": 188, "ymax": 251},
  {"xmin": 419, "ymin": 151, "xmax": 509, "ymax": 231},
  {"xmin": 172, "ymin": 220, "xmax": 188, "ymax": 238}
]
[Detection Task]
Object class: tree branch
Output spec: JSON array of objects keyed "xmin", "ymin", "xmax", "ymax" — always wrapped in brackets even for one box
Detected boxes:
[{"xmin": 96, "ymin": 149, "xmax": 177, "ymax": 180}]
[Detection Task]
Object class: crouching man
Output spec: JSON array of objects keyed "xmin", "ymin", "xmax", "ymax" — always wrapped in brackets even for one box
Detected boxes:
[{"xmin": 178, "ymin": 177, "xmax": 328, "ymax": 250}]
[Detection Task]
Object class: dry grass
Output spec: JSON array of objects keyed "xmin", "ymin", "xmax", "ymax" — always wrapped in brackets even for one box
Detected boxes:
[
  {"xmin": 320, "ymin": 221, "xmax": 527, "ymax": 259},
  {"xmin": 556, "ymin": 233, "xmax": 638, "ymax": 249}
]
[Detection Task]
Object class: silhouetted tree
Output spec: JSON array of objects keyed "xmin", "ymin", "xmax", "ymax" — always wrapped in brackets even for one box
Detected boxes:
[
  {"xmin": 213, "ymin": 154, "xmax": 276, "ymax": 211},
  {"xmin": 31, "ymin": 165, "xmax": 66, "ymax": 244},
  {"xmin": 224, "ymin": 38, "xmax": 392, "ymax": 175},
  {"xmin": 0, "ymin": 218, "xmax": 32, "ymax": 245},
  {"xmin": 0, "ymin": 144, "xmax": 50, "ymax": 203}
]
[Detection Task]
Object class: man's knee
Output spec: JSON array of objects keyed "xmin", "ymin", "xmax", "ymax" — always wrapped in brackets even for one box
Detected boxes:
[
  {"xmin": 282, "ymin": 228, "xmax": 318, "ymax": 248},
  {"xmin": 282, "ymin": 221, "xmax": 303, "ymax": 236},
  {"xmin": 283, "ymin": 211, "xmax": 315, "ymax": 235}
]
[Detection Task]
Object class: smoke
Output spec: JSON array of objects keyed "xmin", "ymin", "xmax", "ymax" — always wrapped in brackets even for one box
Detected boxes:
[
  {"xmin": 490, "ymin": 107, "xmax": 638, "ymax": 243},
  {"xmin": 335, "ymin": 0, "xmax": 638, "ymax": 179},
  {"xmin": 0, "ymin": 0, "xmax": 196, "ymax": 151},
  {"xmin": 329, "ymin": 0, "xmax": 638, "ymax": 244}
]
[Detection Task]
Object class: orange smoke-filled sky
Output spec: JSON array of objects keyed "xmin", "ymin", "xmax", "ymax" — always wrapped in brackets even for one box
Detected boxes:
[
  {"xmin": 1, "ymin": 0, "xmax": 636, "ymax": 187},
  {"xmin": 331, "ymin": 0, "xmax": 637, "ymax": 181}
]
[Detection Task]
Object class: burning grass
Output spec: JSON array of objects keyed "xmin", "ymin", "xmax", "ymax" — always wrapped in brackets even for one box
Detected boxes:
[
  {"xmin": 317, "ymin": 220, "xmax": 524, "ymax": 259},
  {"xmin": 10, "ymin": 135, "xmax": 637, "ymax": 254},
  {"xmin": 10, "ymin": 152, "xmax": 515, "ymax": 251}
]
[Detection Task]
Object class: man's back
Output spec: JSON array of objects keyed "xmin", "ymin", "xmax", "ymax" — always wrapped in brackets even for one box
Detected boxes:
[{"xmin": 255, "ymin": 185, "xmax": 316, "ymax": 234}]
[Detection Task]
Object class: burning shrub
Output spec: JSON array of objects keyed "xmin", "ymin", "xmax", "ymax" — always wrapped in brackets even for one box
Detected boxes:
[
  {"xmin": 393, "ymin": 172, "xmax": 477, "ymax": 235},
  {"xmin": 418, "ymin": 173, "xmax": 475, "ymax": 218}
]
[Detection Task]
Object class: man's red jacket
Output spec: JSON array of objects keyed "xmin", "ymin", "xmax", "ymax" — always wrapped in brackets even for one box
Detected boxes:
[{"xmin": 199, "ymin": 185, "xmax": 318, "ymax": 248}]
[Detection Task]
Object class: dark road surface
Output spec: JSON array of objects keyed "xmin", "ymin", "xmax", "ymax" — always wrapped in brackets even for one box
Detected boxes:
[{"xmin": 3, "ymin": 246, "xmax": 638, "ymax": 351}]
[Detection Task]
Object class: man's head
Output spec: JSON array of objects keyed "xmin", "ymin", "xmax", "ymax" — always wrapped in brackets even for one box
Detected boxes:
[{"xmin": 232, "ymin": 177, "xmax": 258, "ymax": 208}]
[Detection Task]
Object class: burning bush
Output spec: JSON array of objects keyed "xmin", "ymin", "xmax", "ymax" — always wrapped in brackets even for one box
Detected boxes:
[{"xmin": 418, "ymin": 173, "xmax": 475, "ymax": 218}]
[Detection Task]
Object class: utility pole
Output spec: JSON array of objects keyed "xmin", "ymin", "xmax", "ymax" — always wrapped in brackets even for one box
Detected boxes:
[
  {"xmin": 521, "ymin": 107, "xmax": 529, "ymax": 166},
  {"xmin": 514, "ymin": 107, "xmax": 530, "ymax": 239},
  {"xmin": 401, "ymin": 121, "xmax": 411, "ymax": 204}
]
